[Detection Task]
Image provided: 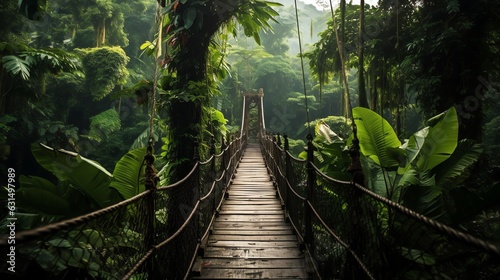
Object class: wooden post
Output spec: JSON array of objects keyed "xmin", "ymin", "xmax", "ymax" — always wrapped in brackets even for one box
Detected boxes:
[
  {"xmin": 144, "ymin": 141, "xmax": 157, "ymax": 280},
  {"xmin": 210, "ymin": 137, "xmax": 217, "ymax": 217},
  {"xmin": 305, "ymin": 134, "xmax": 315, "ymax": 245},
  {"xmin": 283, "ymin": 134, "xmax": 290, "ymax": 210}
]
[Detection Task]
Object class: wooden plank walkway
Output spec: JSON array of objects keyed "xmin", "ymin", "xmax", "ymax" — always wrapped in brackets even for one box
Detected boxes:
[{"xmin": 192, "ymin": 143, "xmax": 309, "ymax": 279}]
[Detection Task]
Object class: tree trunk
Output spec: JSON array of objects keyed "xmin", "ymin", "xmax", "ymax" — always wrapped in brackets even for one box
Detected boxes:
[
  {"xmin": 340, "ymin": 0, "xmax": 347, "ymax": 117},
  {"xmin": 163, "ymin": 6, "xmax": 235, "ymax": 276},
  {"xmin": 358, "ymin": 0, "xmax": 369, "ymax": 108}
]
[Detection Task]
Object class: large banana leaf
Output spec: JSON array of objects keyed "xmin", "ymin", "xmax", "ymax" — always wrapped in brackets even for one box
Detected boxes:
[
  {"xmin": 353, "ymin": 107, "xmax": 402, "ymax": 168},
  {"xmin": 400, "ymin": 172, "xmax": 445, "ymax": 221},
  {"xmin": 416, "ymin": 107, "xmax": 458, "ymax": 171},
  {"xmin": 109, "ymin": 147, "xmax": 147, "ymax": 199},
  {"xmin": 433, "ymin": 139, "xmax": 483, "ymax": 189},
  {"xmin": 360, "ymin": 155, "xmax": 392, "ymax": 198},
  {"xmin": 31, "ymin": 144, "xmax": 113, "ymax": 208},
  {"xmin": 5, "ymin": 175, "xmax": 71, "ymax": 215}
]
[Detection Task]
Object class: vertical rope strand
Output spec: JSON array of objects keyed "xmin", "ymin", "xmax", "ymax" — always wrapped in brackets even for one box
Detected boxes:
[
  {"xmin": 293, "ymin": 0, "xmax": 312, "ymax": 135},
  {"xmin": 149, "ymin": 3, "xmax": 162, "ymax": 143},
  {"xmin": 329, "ymin": 0, "xmax": 354, "ymax": 124}
]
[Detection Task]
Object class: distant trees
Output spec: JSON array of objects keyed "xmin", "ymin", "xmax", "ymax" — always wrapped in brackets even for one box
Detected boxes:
[
  {"xmin": 0, "ymin": 0, "xmax": 156, "ymax": 175},
  {"xmin": 305, "ymin": 0, "xmax": 500, "ymax": 141}
]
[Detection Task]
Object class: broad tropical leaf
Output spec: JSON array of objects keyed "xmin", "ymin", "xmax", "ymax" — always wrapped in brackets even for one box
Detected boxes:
[
  {"xmin": 433, "ymin": 139, "xmax": 483, "ymax": 188},
  {"xmin": 5, "ymin": 176, "xmax": 71, "ymax": 215},
  {"xmin": 416, "ymin": 107, "xmax": 458, "ymax": 171},
  {"xmin": 109, "ymin": 147, "xmax": 148, "ymax": 199},
  {"xmin": 353, "ymin": 107, "xmax": 402, "ymax": 168},
  {"xmin": 31, "ymin": 144, "xmax": 113, "ymax": 208},
  {"xmin": 2, "ymin": 55, "xmax": 31, "ymax": 80},
  {"xmin": 360, "ymin": 155, "xmax": 391, "ymax": 197},
  {"xmin": 400, "ymin": 247, "xmax": 436, "ymax": 265},
  {"xmin": 401, "ymin": 179, "xmax": 445, "ymax": 221},
  {"xmin": 315, "ymin": 121, "xmax": 343, "ymax": 143}
]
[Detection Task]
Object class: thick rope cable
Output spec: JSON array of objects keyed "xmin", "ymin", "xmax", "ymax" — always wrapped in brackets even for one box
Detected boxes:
[
  {"xmin": 0, "ymin": 191, "xmax": 151, "ymax": 245},
  {"xmin": 293, "ymin": 0, "xmax": 312, "ymax": 135},
  {"xmin": 311, "ymin": 163, "xmax": 500, "ymax": 256}
]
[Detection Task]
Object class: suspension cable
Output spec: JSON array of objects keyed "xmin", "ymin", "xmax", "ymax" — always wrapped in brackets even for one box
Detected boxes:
[
  {"xmin": 144, "ymin": 2, "xmax": 163, "ymax": 190},
  {"xmin": 149, "ymin": 3, "xmax": 162, "ymax": 144},
  {"xmin": 329, "ymin": 0, "xmax": 354, "ymax": 124},
  {"xmin": 293, "ymin": 0, "xmax": 312, "ymax": 135}
]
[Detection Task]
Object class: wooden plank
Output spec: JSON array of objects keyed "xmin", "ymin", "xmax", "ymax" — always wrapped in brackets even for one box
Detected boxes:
[
  {"xmin": 222, "ymin": 200, "xmax": 281, "ymax": 205},
  {"xmin": 209, "ymin": 235, "xmax": 297, "ymax": 242},
  {"xmin": 195, "ymin": 258, "xmax": 306, "ymax": 269},
  {"xmin": 217, "ymin": 216, "xmax": 284, "ymax": 222},
  {"xmin": 220, "ymin": 207, "xmax": 283, "ymax": 212},
  {"xmin": 218, "ymin": 211, "xmax": 283, "ymax": 216},
  {"xmin": 211, "ymin": 230, "xmax": 293, "ymax": 236},
  {"xmin": 206, "ymin": 240, "xmax": 299, "ymax": 248},
  {"xmin": 193, "ymin": 268, "xmax": 309, "ymax": 279},
  {"xmin": 212, "ymin": 223, "xmax": 290, "ymax": 231},
  {"xmin": 203, "ymin": 247, "xmax": 304, "ymax": 259}
]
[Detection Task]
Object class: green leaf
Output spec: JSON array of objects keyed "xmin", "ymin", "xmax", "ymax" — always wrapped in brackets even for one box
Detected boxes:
[
  {"xmin": 31, "ymin": 144, "xmax": 113, "ymax": 208},
  {"xmin": 360, "ymin": 155, "xmax": 391, "ymax": 197},
  {"xmin": 416, "ymin": 107, "xmax": 458, "ymax": 171},
  {"xmin": 353, "ymin": 107, "xmax": 402, "ymax": 168},
  {"xmin": 433, "ymin": 139, "xmax": 482, "ymax": 188},
  {"xmin": 69, "ymin": 229, "xmax": 105, "ymax": 248},
  {"xmin": 15, "ymin": 188, "xmax": 71, "ymax": 215},
  {"xmin": 48, "ymin": 238, "xmax": 73, "ymax": 248},
  {"xmin": 109, "ymin": 147, "xmax": 147, "ymax": 199},
  {"xmin": 86, "ymin": 109, "xmax": 121, "ymax": 142},
  {"xmin": 2, "ymin": 55, "xmax": 31, "ymax": 80},
  {"xmin": 400, "ymin": 247, "xmax": 436, "ymax": 265},
  {"xmin": 0, "ymin": 175, "xmax": 71, "ymax": 215},
  {"xmin": 183, "ymin": 7, "xmax": 197, "ymax": 29},
  {"xmin": 315, "ymin": 121, "xmax": 343, "ymax": 143},
  {"xmin": 400, "ymin": 175, "xmax": 445, "ymax": 220}
]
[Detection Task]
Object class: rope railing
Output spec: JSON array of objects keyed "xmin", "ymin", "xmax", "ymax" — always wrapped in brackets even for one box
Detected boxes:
[
  {"xmin": 0, "ymin": 133, "xmax": 245, "ymax": 280},
  {"xmin": 260, "ymin": 131, "xmax": 500, "ymax": 280}
]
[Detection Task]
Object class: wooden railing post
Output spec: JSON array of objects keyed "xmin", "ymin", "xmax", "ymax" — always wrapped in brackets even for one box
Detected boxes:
[
  {"xmin": 305, "ymin": 134, "xmax": 315, "ymax": 245},
  {"xmin": 283, "ymin": 134, "xmax": 290, "ymax": 210},
  {"xmin": 210, "ymin": 137, "xmax": 217, "ymax": 216},
  {"xmin": 144, "ymin": 141, "xmax": 157, "ymax": 280}
]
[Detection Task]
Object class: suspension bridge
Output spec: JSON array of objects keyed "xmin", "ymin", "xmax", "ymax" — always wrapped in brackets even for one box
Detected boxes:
[{"xmin": 1, "ymin": 91, "xmax": 500, "ymax": 279}]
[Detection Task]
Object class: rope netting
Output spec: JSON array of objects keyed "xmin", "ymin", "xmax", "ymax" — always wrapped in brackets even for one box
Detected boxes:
[
  {"xmin": 260, "ymin": 132, "xmax": 500, "ymax": 280},
  {"xmin": 0, "ymin": 134, "xmax": 246, "ymax": 279}
]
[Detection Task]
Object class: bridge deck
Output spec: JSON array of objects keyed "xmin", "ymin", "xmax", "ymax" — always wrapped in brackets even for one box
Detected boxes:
[{"xmin": 192, "ymin": 143, "xmax": 309, "ymax": 279}]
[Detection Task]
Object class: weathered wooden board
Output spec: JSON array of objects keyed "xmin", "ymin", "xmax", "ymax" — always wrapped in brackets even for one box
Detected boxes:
[
  {"xmin": 203, "ymin": 247, "xmax": 304, "ymax": 259},
  {"xmin": 217, "ymin": 216, "xmax": 285, "ymax": 222},
  {"xmin": 212, "ymin": 222, "xmax": 290, "ymax": 231},
  {"xmin": 219, "ymin": 209, "xmax": 283, "ymax": 213},
  {"xmin": 192, "ymin": 268, "xmax": 309, "ymax": 279},
  {"xmin": 209, "ymin": 235, "xmax": 297, "ymax": 242},
  {"xmin": 194, "ymin": 258, "xmax": 306, "ymax": 269},
  {"xmin": 192, "ymin": 145, "xmax": 309, "ymax": 279},
  {"xmin": 222, "ymin": 201, "xmax": 280, "ymax": 206},
  {"xmin": 211, "ymin": 230, "xmax": 293, "ymax": 236},
  {"xmin": 206, "ymin": 240, "xmax": 299, "ymax": 248}
]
